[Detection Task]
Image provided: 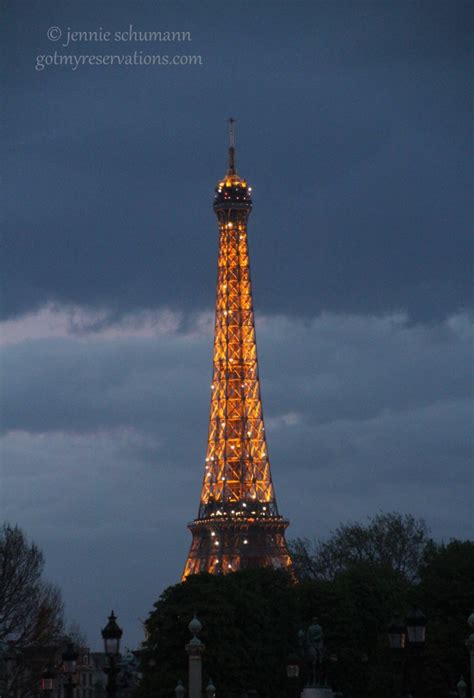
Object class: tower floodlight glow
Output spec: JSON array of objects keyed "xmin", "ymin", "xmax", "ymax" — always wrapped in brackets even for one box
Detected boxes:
[{"xmin": 182, "ymin": 120, "xmax": 292, "ymax": 578}]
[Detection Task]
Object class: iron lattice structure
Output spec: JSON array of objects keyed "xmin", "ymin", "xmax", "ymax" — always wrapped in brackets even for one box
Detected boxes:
[{"xmin": 182, "ymin": 121, "xmax": 292, "ymax": 579}]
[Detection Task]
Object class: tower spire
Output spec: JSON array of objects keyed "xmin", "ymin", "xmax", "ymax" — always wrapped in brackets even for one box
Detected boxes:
[
  {"xmin": 228, "ymin": 117, "xmax": 236, "ymax": 174},
  {"xmin": 182, "ymin": 124, "xmax": 293, "ymax": 580}
]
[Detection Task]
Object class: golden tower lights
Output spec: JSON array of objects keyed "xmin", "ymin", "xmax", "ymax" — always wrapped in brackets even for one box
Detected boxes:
[{"xmin": 182, "ymin": 120, "xmax": 292, "ymax": 579}]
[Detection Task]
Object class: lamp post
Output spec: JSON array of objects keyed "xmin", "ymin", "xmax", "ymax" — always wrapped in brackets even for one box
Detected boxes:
[
  {"xmin": 205, "ymin": 678, "xmax": 216, "ymax": 698},
  {"xmin": 388, "ymin": 617, "xmax": 406, "ymax": 698},
  {"xmin": 0, "ymin": 641, "xmax": 9, "ymax": 698},
  {"xmin": 406, "ymin": 609, "xmax": 426, "ymax": 646},
  {"xmin": 388, "ymin": 610, "xmax": 427, "ymax": 698},
  {"xmin": 286, "ymin": 653, "xmax": 301, "ymax": 698},
  {"xmin": 40, "ymin": 664, "xmax": 56, "ymax": 698},
  {"xmin": 3, "ymin": 644, "xmax": 23, "ymax": 698},
  {"xmin": 175, "ymin": 679, "xmax": 185, "ymax": 697},
  {"xmin": 388, "ymin": 618, "xmax": 406, "ymax": 651},
  {"xmin": 466, "ymin": 613, "xmax": 474, "ymax": 698},
  {"xmin": 101, "ymin": 611, "xmax": 123, "ymax": 698},
  {"xmin": 405, "ymin": 608, "xmax": 426, "ymax": 697},
  {"xmin": 457, "ymin": 676, "xmax": 467, "ymax": 698},
  {"xmin": 62, "ymin": 643, "xmax": 79, "ymax": 698}
]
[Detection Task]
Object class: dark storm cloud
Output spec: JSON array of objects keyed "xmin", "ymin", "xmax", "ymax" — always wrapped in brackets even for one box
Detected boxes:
[
  {"xmin": 1, "ymin": 308, "xmax": 472, "ymax": 646},
  {"xmin": 2, "ymin": 311, "xmax": 471, "ymax": 513},
  {"xmin": 2, "ymin": 0, "xmax": 471, "ymax": 322},
  {"xmin": 2, "ymin": 310, "xmax": 471, "ymax": 445}
]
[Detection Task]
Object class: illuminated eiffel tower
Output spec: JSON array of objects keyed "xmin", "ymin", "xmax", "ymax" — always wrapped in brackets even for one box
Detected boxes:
[{"xmin": 182, "ymin": 120, "xmax": 292, "ymax": 578}]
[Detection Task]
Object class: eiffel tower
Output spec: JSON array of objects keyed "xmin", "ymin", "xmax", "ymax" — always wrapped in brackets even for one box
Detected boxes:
[{"xmin": 182, "ymin": 120, "xmax": 292, "ymax": 578}]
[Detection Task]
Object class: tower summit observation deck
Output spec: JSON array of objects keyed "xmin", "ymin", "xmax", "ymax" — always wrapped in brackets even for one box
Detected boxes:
[{"xmin": 182, "ymin": 119, "xmax": 292, "ymax": 579}]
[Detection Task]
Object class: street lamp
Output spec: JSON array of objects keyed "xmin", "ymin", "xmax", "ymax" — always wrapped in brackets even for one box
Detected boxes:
[
  {"xmin": 102, "ymin": 611, "xmax": 123, "ymax": 657},
  {"xmin": 205, "ymin": 678, "xmax": 216, "ymax": 698},
  {"xmin": 405, "ymin": 609, "xmax": 426, "ymax": 697},
  {"xmin": 62, "ymin": 643, "xmax": 79, "ymax": 698},
  {"xmin": 388, "ymin": 617, "xmax": 406, "ymax": 651},
  {"xmin": 286, "ymin": 652, "xmax": 300, "ymax": 698},
  {"xmin": 0, "ymin": 641, "xmax": 12, "ymax": 698},
  {"xmin": 40, "ymin": 664, "xmax": 56, "ymax": 697},
  {"xmin": 466, "ymin": 612, "xmax": 474, "ymax": 697},
  {"xmin": 388, "ymin": 611, "xmax": 427, "ymax": 697},
  {"xmin": 101, "ymin": 611, "xmax": 123, "ymax": 698},
  {"xmin": 286, "ymin": 654, "xmax": 300, "ymax": 678},
  {"xmin": 406, "ymin": 608, "xmax": 427, "ymax": 646},
  {"xmin": 175, "ymin": 679, "xmax": 185, "ymax": 697},
  {"xmin": 456, "ymin": 676, "xmax": 467, "ymax": 698}
]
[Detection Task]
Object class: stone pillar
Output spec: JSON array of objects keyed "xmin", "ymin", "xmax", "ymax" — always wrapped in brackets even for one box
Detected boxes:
[
  {"xmin": 301, "ymin": 689, "xmax": 334, "ymax": 698},
  {"xmin": 186, "ymin": 614, "xmax": 205, "ymax": 698}
]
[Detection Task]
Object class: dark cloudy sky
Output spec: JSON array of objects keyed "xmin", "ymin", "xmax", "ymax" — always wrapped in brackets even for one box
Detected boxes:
[{"xmin": 1, "ymin": 0, "xmax": 472, "ymax": 650}]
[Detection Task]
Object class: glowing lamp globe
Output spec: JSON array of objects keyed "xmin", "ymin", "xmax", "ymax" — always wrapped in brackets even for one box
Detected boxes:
[{"xmin": 101, "ymin": 611, "xmax": 123, "ymax": 656}]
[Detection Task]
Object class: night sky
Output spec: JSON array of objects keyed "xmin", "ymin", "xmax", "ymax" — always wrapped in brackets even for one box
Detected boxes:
[{"xmin": 1, "ymin": 0, "xmax": 472, "ymax": 650}]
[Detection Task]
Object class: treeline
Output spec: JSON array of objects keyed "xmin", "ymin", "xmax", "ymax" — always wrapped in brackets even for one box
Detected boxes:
[
  {"xmin": 0, "ymin": 523, "xmax": 86, "ymax": 696},
  {"xmin": 137, "ymin": 513, "xmax": 474, "ymax": 698}
]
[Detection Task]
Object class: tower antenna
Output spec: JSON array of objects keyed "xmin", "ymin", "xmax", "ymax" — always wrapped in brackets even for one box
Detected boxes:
[{"xmin": 228, "ymin": 117, "xmax": 236, "ymax": 174}]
